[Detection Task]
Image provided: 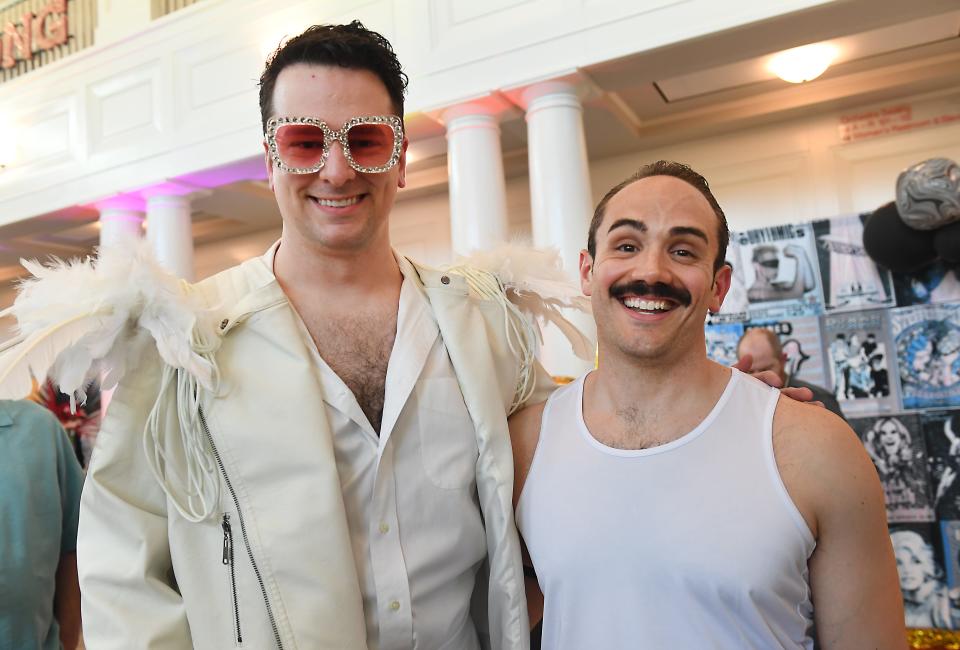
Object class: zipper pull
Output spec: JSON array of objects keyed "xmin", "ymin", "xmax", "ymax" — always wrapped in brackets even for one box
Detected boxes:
[{"xmin": 222, "ymin": 513, "xmax": 232, "ymax": 565}]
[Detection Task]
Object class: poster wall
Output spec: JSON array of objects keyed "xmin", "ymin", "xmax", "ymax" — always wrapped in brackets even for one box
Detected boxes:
[{"xmin": 705, "ymin": 213, "xmax": 960, "ymax": 632}]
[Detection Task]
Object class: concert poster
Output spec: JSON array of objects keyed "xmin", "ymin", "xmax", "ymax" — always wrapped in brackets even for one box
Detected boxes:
[
  {"xmin": 731, "ymin": 223, "xmax": 824, "ymax": 320},
  {"xmin": 925, "ymin": 410, "xmax": 960, "ymax": 521},
  {"xmin": 851, "ymin": 413, "xmax": 933, "ymax": 523},
  {"xmin": 811, "ymin": 213, "xmax": 894, "ymax": 313},
  {"xmin": 821, "ymin": 309, "xmax": 900, "ymax": 415},
  {"xmin": 892, "ymin": 303, "xmax": 960, "ymax": 410}
]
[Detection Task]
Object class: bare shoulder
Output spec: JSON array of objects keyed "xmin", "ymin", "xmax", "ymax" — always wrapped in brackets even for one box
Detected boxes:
[
  {"xmin": 508, "ymin": 400, "xmax": 547, "ymax": 507},
  {"xmin": 772, "ymin": 396, "xmax": 881, "ymax": 539}
]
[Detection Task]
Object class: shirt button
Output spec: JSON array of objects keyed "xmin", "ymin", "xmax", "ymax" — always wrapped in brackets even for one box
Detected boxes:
[
  {"xmin": 379, "ymin": 522, "xmax": 390, "ymax": 534},
  {"xmin": 389, "ymin": 600, "xmax": 400, "ymax": 611},
  {"xmin": 440, "ymin": 275, "xmax": 450, "ymax": 285}
]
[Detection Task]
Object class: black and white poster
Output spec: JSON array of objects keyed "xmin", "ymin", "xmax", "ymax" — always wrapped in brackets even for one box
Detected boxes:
[
  {"xmin": 891, "ymin": 303, "xmax": 960, "ymax": 410},
  {"xmin": 891, "ymin": 523, "xmax": 954, "ymax": 629},
  {"xmin": 730, "ymin": 223, "xmax": 824, "ymax": 319},
  {"xmin": 852, "ymin": 413, "xmax": 933, "ymax": 523},
  {"xmin": 925, "ymin": 411, "xmax": 960, "ymax": 521},
  {"xmin": 812, "ymin": 214, "xmax": 895, "ymax": 312},
  {"xmin": 709, "ymin": 245, "xmax": 750, "ymax": 324},
  {"xmin": 821, "ymin": 310, "xmax": 900, "ymax": 415}
]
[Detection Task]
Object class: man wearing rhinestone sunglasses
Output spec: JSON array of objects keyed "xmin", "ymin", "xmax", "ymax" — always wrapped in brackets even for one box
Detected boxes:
[{"xmin": 75, "ymin": 20, "xmax": 557, "ymax": 650}]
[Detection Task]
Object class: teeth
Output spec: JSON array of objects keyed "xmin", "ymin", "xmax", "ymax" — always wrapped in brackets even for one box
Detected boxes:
[
  {"xmin": 313, "ymin": 196, "xmax": 361, "ymax": 207},
  {"xmin": 623, "ymin": 297, "xmax": 669, "ymax": 311}
]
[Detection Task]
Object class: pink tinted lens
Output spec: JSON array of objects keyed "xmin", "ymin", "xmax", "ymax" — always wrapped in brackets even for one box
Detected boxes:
[
  {"xmin": 275, "ymin": 124, "xmax": 326, "ymax": 168},
  {"xmin": 346, "ymin": 123, "xmax": 395, "ymax": 168}
]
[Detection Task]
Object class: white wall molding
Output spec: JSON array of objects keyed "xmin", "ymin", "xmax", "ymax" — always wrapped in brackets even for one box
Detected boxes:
[{"xmin": 0, "ymin": 0, "xmax": 840, "ymax": 226}]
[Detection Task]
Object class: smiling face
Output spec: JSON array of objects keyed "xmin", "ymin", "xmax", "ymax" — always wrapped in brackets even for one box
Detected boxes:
[
  {"xmin": 264, "ymin": 63, "xmax": 407, "ymax": 255},
  {"xmin": 580, "ymin": 175, "xmax": 731, "ymax": 365},
  {"xmin": 895, "ymin": 546, "xmax": 927, "ymax": 592},
  {"xmin": 877, "ymin": 419, "xmax": 905, "ymax": 458}
]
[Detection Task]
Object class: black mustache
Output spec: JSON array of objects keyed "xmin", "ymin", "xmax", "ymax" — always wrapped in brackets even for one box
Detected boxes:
[{"xmin": 609, "ymin": 281, "xmax": 692, "ymax": 306}]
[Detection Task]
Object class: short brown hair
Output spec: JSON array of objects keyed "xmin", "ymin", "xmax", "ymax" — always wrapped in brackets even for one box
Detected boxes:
[
  {"xmin": 258, "ymin": 21, "xmax": 408, "ymax": 133},
  {"xmin": 587, "ymin": 160, "xmax": 729, "ymax": 272}
]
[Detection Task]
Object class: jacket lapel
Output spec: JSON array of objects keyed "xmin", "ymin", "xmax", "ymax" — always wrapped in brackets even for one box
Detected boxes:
[{"xmin": 203, "ymin": 270, "xmax": 367, "ymax": 649}]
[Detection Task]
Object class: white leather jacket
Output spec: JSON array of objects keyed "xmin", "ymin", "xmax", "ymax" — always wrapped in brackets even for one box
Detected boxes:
[{"xmin": 77, "ymin": 250, "xmax": 554, "ymax": 650}]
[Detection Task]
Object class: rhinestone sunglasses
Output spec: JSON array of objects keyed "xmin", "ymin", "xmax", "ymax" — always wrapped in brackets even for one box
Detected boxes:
[{"xmin": 265, "ymin": 115, "xmax": 404, "ymax": 174}]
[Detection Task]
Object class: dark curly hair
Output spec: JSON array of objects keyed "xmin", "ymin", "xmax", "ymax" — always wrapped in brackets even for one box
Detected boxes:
[
  {"xmin": 587, "ymin": 160, "xmax": 729, "ymax": 273},
  {"xmin": 258, "ymin": 21, "xmax": 409, "ymax": 133}
]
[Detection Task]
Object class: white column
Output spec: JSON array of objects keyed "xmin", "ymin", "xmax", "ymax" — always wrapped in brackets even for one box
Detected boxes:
[
  {"xmin": 522, "ymin": 81, "xmax": 597, "ymax": 378},
  {"xmin": 146, "ymin": 194, "xmax": 194, "ymax": 280},
  {"xmin": 442, "ymin": 103, "xmax": 509, "ymax": 257},
  {"xmin": 98, "ymin": 203, "xmax": 144, "ymax": 248}
]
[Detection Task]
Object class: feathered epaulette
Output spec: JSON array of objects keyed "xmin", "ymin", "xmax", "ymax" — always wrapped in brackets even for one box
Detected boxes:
[
  {"xmin": 445, "ymin": 243, "xmax": 594, "ymax": 411},
  {"xmin": 0, "ymin": 241, "xmax": 224, "ymax": 523},
  {"xmin": 0, "ymin": 239, "xmax": 218, "ymax": 406}
]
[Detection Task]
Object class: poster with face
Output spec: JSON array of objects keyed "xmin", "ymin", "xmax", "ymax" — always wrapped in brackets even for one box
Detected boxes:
[
  {"xmin": 892, "ymin": 303, "xmax": 960, "ymax": 410},
  {"xmin": 821, "ymin": 310, "xmax": 900, "ymax": 416},
  {"xmin": 812, "ymin": 214, "xmax": 895, "ymax": 313},
  {"xmin": 893, "ymin": 262, "xmax": 960, "ymax": 307},
  {"xmin": 708, "ymin": 244, "xmax": 750, "ymax": 324},
  {"xmin": 733, "ymin": 223, "xmax": 824, "ymax": 319},
  {"xmin": 852, "ymin": 413, "xmax": 933, "ymax": 523},
  {"xmin": 940, "ymin": 520, "xmax": 960, "ymax": 631},
  {"xmin": 890, "ymin": 523, "xmax": 954, "ymax": 630},
  {"xmin": 704, "ymin": 322, "xmax": 745, "ymax": 367},
  {"xmin": 742, "ymin": 316, "xmax": 828, "ymax": 388},
  {"xmin": 925, "ymin": 411, "xmax": 960, "ymax": 520}
]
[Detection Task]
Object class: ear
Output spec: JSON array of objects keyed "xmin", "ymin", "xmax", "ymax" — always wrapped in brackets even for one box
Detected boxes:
[
  {"xmin": 263, "ymin": 140, "xmax": 275, "ymax": 192},
  {"xmin": 397, "ymin": 138, "xmax": 409, "ymax": 189},
  {"xmin": 579, "ymin": 249, "xmax": 594, "ymax": 297},
  {"xmin": 709, "ymin": 263, "xmax": 732, "ymax": 313}
]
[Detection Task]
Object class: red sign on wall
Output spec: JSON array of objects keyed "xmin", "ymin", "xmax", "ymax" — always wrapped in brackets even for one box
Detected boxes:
[{"xmin": 2, "ymin": 0, "xmax": 68, "ymax": 69}]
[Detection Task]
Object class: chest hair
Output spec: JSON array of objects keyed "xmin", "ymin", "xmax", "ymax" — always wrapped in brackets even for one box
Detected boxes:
[{"xmin": 305, "ymin": 310, "xmax": 397, "ymax": 434}]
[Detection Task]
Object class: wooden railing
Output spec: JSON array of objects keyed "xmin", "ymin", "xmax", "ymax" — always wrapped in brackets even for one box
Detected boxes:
[{"xmin": 0, "ymin": 0, "xmax": 95, "ymax": 84}]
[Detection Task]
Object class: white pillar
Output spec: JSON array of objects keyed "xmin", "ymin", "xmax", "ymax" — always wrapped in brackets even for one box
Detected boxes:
[
  {"xmin": 146, "ymin": 194, "xmax": 194, "ymax": 280},
  {"xmin": 522, "ymin": 81, "xmax": 597, "ymax": 378},
  {"xmin": 442, "ymin": 103, "xmax": 509, "ymax": 257},
  {"xmin": 98, "ymin": 202, "xmax": 144, "ymax": 249}
]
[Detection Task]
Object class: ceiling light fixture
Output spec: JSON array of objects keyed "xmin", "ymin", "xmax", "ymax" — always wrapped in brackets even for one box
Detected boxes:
[{"xmin": 768, "ymin": 43, "xmax": 838, "ymax": 84}]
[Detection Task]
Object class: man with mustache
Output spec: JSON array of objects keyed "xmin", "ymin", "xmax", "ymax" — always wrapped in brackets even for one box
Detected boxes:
[{"xmin": 509, "ymin": 161, "xmax": 905, "ymax": 649}]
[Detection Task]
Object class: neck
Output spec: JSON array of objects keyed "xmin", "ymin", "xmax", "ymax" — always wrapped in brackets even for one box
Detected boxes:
[
  {"xmin": 273, "ymin": 233, "xmax": 403, "ymax": 311},
  {"xmin": 273, "ymin": 236, "xmax": 403, "ymax": 318},
  {"xmin": 585, "ymin": 341, "xmax": 731, "ymax": 445},
  {"xmin": 596, "ymin": 346, "xmax": 727, "ymax": 405}
]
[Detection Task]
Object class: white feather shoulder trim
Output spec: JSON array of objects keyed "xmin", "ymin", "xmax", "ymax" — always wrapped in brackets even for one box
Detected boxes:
[
  {"xmin": 445, "ymin": 243, "xmax": 594, "ymax": 410},
  {"xmin": 0, "ymin": 240, "xmax": 223, "ymax": 523},
  {"xmin": 0, "ymin": 239, "xmax": 219, "ymax": 402}
]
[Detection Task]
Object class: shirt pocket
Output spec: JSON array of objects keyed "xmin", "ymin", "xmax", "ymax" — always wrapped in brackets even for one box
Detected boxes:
[{"xmin": 416, "ymin": 377, "xmax": 480, "ymax": 490}]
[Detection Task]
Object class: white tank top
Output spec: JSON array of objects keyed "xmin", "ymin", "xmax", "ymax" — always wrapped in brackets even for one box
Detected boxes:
[{"xmin": 516, "ymin": 369, "xmax": 816, "ymax": 649}]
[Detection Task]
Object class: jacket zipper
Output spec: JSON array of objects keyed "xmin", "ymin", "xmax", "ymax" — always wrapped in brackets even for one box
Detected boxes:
[
  {"xmin": 200, "ymin": 407, "xmax": 284, "ymax": 650},
  {"xmin": 221, "ymin": 513, "xmax": 242, "ymax": 645}
]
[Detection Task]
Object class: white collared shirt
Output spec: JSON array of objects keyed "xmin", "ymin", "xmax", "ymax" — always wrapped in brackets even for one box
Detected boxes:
[{"xmin": 295, "ymin": 256, "xmax": 486, "ymax": 650}]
